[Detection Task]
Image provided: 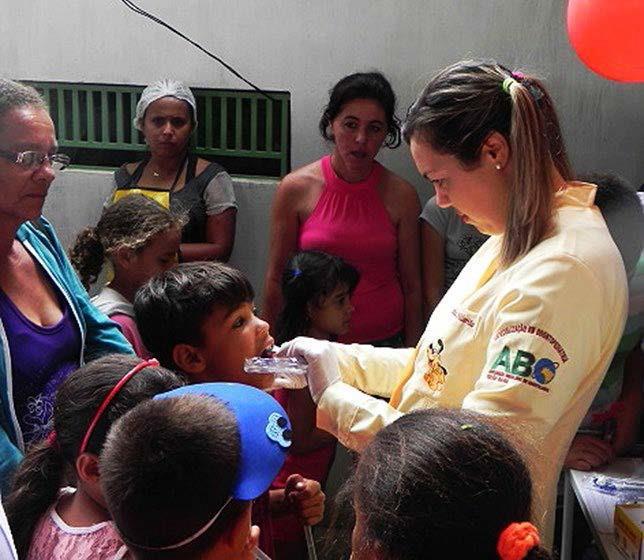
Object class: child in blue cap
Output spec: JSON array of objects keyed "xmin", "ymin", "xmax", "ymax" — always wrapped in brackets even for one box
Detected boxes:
[
  {"xmin": 101, "ymin": 383, "xmax": 294, "ymax": 560},
  {"xmin": 134, "ymin": 262, "xmax": 325, "ymax": 557}
]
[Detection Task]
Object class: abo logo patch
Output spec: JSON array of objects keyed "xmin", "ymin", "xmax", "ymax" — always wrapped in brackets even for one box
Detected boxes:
[{"xmin": 487, "ymin": 345, "xmax": 558, "ymax": 393}]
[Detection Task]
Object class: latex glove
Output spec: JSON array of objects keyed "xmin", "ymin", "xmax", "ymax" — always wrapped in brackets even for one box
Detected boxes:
[
  {"xmin": 276, "ymin": 337, "xmax": 340, "ymax": 402},
  {"xmin": 285, "ymin": 474, "xmax": 325, "ymax": 526}
]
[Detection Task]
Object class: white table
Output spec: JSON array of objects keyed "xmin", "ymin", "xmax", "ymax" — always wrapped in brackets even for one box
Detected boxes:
[{"xmin": 561, "ymin": 458, "xmax": 643, "ymax": 560}]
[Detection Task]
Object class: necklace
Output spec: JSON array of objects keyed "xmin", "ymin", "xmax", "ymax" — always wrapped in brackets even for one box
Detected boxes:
[{"xmin": 145, "ymin": 153, "xmax": 189, "ymax": 191}]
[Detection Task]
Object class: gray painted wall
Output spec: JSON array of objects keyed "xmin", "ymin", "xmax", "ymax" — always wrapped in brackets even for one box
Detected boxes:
[
  {"xmin": 5, "ymin": 1, "xmax": 644, "ymax": 303},
  {"xmin": 2, "ymin": 0, "xmax": 643, "ymax": 187},
  {"xmin": 42, "ymin": 171, "xmax": 277, "ymax": 304}
]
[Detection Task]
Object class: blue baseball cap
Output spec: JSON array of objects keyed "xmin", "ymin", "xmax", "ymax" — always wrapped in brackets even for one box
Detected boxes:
[{"xmin": 154, "ymin": 383, "xmax": 291, "ymax": 500}]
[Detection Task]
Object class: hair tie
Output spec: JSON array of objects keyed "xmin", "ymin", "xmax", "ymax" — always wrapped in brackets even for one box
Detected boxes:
[
  {"xmin": 502, "ymin": 76, "xmax": 517, "ymax": 94},
  {"xmin": 506, "ymin": 72, "xmax": 544, "ymax": 104},
  {"xmin": 46, "ymin": 430, "xmax": 60, "ymax": 451},
  {"xmin": 497, "ymin": 522, "xmax": 540, "ymax": 560},
  {"xmin": 78, "ymin": 359, "xmax": 160, "ymax": 456}
]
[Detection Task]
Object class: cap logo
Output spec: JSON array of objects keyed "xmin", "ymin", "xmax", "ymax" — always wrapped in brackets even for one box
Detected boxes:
[{"xmin": 266, "ymin": 412, "xmax": 292, "ymax": 448}]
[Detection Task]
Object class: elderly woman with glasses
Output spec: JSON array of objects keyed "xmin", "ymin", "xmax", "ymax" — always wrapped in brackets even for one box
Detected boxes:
[{"xmin": 0, "ymin": 79, "xmax": 132, "ymax": 490}]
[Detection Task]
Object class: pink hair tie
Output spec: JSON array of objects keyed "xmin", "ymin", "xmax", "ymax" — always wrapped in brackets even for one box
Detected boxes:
[
  {"xmin": 511, "ymin": 71, "xmax": 526, "ymax": 80},
  {"xmin": 46, "ymin": 430, "xmax": 59, "ymax": 450}
]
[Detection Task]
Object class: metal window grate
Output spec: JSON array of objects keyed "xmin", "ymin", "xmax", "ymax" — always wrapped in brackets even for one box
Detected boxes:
[{"xmin": 24, "ymin": 81, "xmax": 291, "ymax": 177}]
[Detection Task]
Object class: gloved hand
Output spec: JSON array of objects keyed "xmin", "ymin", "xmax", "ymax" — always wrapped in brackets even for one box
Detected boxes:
[{"xmin": 276, "ymin": 337, "xmax": 340, "ymax": 402}]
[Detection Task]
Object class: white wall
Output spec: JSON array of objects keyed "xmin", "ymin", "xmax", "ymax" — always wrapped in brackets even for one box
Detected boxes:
[
  {"xmin": 42, "ymin": 170, "xmax": 277, "ymax": 303},
  {"xmin": 4, "ymin": 1, "xmax": 644, "ymax": 303},
  {"xmin": 2, "ymin": 0, "xmax": 643, "ymax": 187}
]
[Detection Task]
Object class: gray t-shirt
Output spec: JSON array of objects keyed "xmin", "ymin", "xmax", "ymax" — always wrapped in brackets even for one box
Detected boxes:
[{"xmin": 420, "ymin": 196, "xmax": 489, "ymax": 291}]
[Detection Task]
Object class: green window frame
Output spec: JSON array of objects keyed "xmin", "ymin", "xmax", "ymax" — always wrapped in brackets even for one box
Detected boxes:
[{"xmin": 24, "ymin": 81, "xmax": 291, "ymax": 178}]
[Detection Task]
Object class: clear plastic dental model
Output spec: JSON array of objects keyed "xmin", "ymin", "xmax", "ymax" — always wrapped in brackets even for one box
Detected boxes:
[{"xmin": 244, "ymin": 355, "xmax": 309, "ymax": 390}]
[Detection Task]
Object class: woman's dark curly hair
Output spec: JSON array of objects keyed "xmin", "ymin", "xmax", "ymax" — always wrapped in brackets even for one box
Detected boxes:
[{"xmin": 319, "ymin": 71, "xmax": 401, "ymax": 148}]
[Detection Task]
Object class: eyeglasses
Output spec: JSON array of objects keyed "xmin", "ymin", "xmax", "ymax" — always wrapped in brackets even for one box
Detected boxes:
[{"xmin": 0, "ymin": 149, "xmax": 71, "ymax": 171}]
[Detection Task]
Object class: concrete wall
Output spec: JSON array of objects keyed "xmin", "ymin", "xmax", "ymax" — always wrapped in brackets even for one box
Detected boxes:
[
  {"xmin": 2, "ymin": 0, "xmax": 643, "ymax": 187},
  {"xmin": 42, "ymin": 170, "xmax": 277, "ymax": 303},
  {"xmin": 5, "ymin": 1, "xmax": 644, "ymax": 303}
]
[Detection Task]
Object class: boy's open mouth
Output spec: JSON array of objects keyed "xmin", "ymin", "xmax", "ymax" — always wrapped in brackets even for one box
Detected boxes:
[{"xmin": 260, "ymin": 339, "xmax": 276, "ymax": 358}]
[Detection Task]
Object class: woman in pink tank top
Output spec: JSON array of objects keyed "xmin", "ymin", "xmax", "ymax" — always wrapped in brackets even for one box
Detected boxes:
[{"xmin": 264, "ymin": 72, "xmax": 422, "ymax": 346}]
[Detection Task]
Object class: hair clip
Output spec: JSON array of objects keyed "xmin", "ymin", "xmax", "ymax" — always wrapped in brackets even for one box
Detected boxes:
[
  {"xmin": 460, "ymin": 424, "xmax": 474, "ymax": 431},
  {"xmin": 292, "ymin": 267, "xmax": 302, "ymax": 278},
  {"xmin": 46, "ymin": 429, "xmax": 61, "ymax": 451}
]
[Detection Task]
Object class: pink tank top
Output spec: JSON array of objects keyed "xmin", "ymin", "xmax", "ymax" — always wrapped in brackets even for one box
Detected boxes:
[{"xmin": 298, "ymin": 155, "xmax": 403, "ymax": 342}]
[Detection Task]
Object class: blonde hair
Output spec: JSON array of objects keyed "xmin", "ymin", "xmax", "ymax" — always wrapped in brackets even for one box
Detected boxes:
[{"xmin": 404, "ymin": 60, "xmax": 572, "ymax": 268}]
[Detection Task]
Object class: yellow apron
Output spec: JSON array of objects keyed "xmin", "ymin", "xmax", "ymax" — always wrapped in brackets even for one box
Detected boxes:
[{"xmin": 111, "ymin": 187, "xmax": 171, "ymax": 209}]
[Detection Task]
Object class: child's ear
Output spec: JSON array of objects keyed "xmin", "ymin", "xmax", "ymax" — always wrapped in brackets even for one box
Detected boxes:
[
  {"xmin": 222, "ymin": 503, "xmax": 254, "ymax": 550},
  {"xmin": 172, "ymin": 344, "xmax": 207, "ymax": 377},
  {"xmin": 76, "ymin": 453, "xmax": 100, "ymax": 484},
  {"xmin": 113, "ymin": 246, "xmax": 136, "ymax": 270}
]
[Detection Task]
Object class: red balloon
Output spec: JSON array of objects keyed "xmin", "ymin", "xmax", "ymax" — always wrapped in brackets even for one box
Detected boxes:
[{"xmin": 567, "ymin": 0, "xmax": 644, "ymax": 82}]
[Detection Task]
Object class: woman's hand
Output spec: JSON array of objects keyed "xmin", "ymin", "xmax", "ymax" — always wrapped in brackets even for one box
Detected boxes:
[
  {"xmin": 563, "ymin": 434, "xmax": 615, "ymax": 471},
  {"xmin": 277, "ymin": 337, "xmax": 340, "ymax": 402},
  {"xmin": 285, "ymin": 474, "xmax": 325, "ymax": 526}
]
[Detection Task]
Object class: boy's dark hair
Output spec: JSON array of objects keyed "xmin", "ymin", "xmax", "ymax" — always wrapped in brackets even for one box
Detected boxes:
[
  {"xmin": 134, "ymin": 262, "xmax": 255, "ymax": 369},
  {"xmin": 319, "ymin": 71, "xmax": 402, "ymax": 148},
  {"xmin": 4, "ymin": 354, "xmax": 183, "ymax": 558},
  {"xmin": 275, "ymin": 251, "xmax": 360, "ymax": 345},
  {"xmin": 580, "ymin": 172, "xmax": 644, "ymax": 281},
  {"xmin": 100, "ymin": 395, "xmax": 246, "ymax": 560},
  {"xmin": 352, "ymin": 409, "xmax": 552, "ymax": 560}
]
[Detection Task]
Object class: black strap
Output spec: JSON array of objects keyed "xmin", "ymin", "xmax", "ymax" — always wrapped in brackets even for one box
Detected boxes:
[
  {"xmin": 129, "ymin": 152, "xmax": 190, "ymax": 191},
  {"xmin": 130, "ymin": 155, "xmax": 148, "ymax": 184},
  {"xmin": 170, "ymin": 153, "xmax": 190, "ymax": 192},
  {"xmin": 185, "ymin": 152, "xmax": 198, "ymax": 183}
]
